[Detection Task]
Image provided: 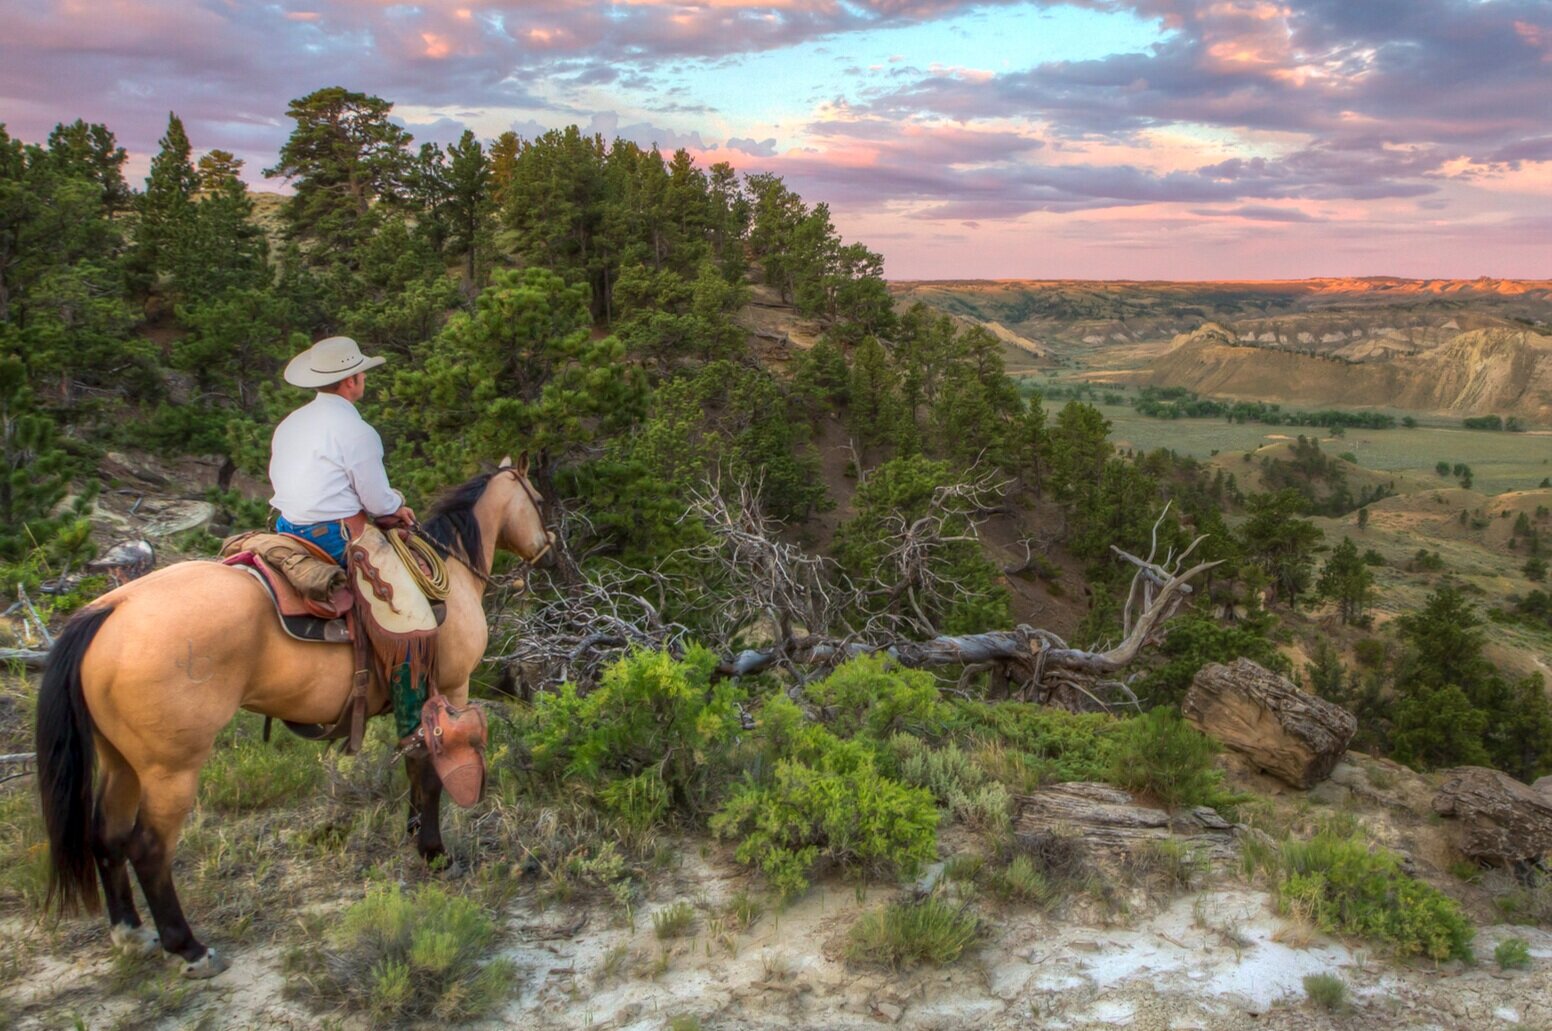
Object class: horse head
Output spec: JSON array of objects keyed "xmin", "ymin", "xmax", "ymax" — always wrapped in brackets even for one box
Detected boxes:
[{"xmin": 493, "ymin": 453, "xmax": 554, "ymax": 566}]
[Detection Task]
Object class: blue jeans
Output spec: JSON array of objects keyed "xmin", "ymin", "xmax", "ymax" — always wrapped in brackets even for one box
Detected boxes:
[{"xmin": 276, "ymin": 516, "xmax": 350, "ymax": 564}]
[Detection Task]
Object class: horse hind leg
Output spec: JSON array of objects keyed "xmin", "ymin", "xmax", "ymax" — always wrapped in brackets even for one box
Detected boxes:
[
  {"xmin": 124, "ymin": 767, "xmax": 228, "ymax": 978},
  {"xmin": 90, "ymin": 737, "xmax": 157, "ymax": 956}
]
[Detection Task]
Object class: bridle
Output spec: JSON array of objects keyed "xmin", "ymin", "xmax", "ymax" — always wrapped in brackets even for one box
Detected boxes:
[
  {"xmin": 412, "ymin": 468, "xmax": 552, "ymax": 586},
  {"xmin": 504, "ymin": 468, "xmax": 554, "ymax": 566}
]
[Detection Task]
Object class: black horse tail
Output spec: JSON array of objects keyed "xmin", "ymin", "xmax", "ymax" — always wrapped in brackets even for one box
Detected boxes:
[{"xmin": 36, "ymin": 604, "xmax": 114, "ymax": 915}]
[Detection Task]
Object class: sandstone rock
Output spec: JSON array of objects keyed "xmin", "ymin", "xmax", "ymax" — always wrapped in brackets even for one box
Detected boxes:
[
  {"xmin": 1432, "ymin": 766, "xmax": 1552, "ymax": 865},
  {"xmin": 138, "ymin": 499, "xmax": 217, "ymax": 538},
  {"xmin": 1534, "ymin": 775, "xmax": 1552, "ymax": 799},
  {"xmin": 1016, "ymin": 782, "xmax": 1235, "ymax": 863},
  {"xmin": 1182, "ymin": 658, "xmax": 1357, "ymax": 789}
]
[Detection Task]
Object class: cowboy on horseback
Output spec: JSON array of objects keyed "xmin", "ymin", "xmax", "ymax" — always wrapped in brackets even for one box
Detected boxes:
[{"xmin": 268, "ymin": 336, "xmax": 416, "ymax": 562}]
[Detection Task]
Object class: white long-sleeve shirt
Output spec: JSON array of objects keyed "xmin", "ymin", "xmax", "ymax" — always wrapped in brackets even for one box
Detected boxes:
[{"xmin": 268, "ymin": 392, "xmax": 403, "ymax": 523}]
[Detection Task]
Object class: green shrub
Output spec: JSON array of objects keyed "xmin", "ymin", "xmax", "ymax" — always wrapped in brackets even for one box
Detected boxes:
[
  {"xmin": 887, "ymin": 735, "xmax": 1010, "ymax": 833},
  {"xmin": 1278, "ymin": 831, "xmax": 1474, "ymax": 961},
  {"xmin": 1302, "ymin": 972, "xmax": 1348, "ymax": 1013},
  {"xmin": 528, "ymin": 648, "xmax": 744, "ymax": 818},
  {"xmin": 285, "ymin": 883, "xmax": 516, "ymax": 1022},
  {"xmin": 1495, "ymin": 937, "xmax": 1532, "ymax": 970},
  {"xmin": 950, "ymin": 701, "xmax": 1115, "ymax": 784},
  {"xmin": 845, "ymin": 896, "xmax": 980, "ymax": 969},
  {"xmin": 992, "ymin": 854, "xmax": 1053, "ymax": 905},
  {"xmin": 1107, "ymin": 708, "xmax": 1236, "ymax": 814},
  {"xmin": 804, "ymin": 655, "xmax": 951, "ymax": 740},
  {"xmin": 710, "ymin": 752, "xmax": 939, "ymax": 899},
  {"xmin": 712, "ymin": 696, "xmax": 938, "ymax": 898},
  {"xmin": 653, "ymin": 901, "xmax": 696, "ymax": 940},
  {"xmin": 200, "ymin": 716, "xmax": 325, "ymax": 812}
]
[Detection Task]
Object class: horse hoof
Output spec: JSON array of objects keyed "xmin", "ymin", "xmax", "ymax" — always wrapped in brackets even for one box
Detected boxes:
[
  {"xmin": 181, "ymin": 948, "xmax": 229, "ymax": 980},
  {"xmin": 110, "ymin": 924, "xmax": 160, "ymax": 956}
]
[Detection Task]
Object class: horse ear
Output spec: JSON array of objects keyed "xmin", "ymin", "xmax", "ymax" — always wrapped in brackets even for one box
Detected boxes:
[
  {"xmin": 515, "ymin": 451, "xmax": 530, "ymax": 476},
  {"xmin": 498, "ymin": 455, "xmax": 512, "ymax": 469}
]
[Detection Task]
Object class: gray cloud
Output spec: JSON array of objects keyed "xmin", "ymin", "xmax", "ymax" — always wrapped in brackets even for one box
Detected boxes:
[
  {"xmin": 727, "ymin": 137, "xmax": 780, "ymax": 158},
  {"xmin": 1187, "ymin": 206, "xmax": 1327, "ymax": 223}
]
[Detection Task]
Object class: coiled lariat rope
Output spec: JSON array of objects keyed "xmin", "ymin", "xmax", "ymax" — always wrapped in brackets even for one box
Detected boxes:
[{"xmin": 389, "ymin": 527, "xmax": 451, "ymax": 600}]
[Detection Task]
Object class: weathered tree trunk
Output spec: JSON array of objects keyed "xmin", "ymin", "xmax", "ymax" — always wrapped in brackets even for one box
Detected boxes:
[{"xmin": 0, "ymin": 649, "xmax": 49, "ymax": 670}]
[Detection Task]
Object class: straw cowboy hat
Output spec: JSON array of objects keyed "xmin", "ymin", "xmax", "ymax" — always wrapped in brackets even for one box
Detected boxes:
[{"xmin": 283, "ymin": 336, "xmax": 387, "ymax": 388}]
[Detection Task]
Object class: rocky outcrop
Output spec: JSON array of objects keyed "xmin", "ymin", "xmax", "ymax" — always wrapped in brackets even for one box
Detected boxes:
[
  {"xmin": 1182, "ymin": 658, "xmax": 1357, "ymax": 789},
  {"xmin": 1015, "ymin": 782, "xmax": 1236, "ymax": 862},
  {"xmin": 1432, "ymin": 766, "xmax": 1552, "ymax": 866}
]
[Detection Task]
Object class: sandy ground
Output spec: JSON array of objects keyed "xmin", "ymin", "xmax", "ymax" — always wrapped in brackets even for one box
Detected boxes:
[{"xmin": 7, "ymin": 859, "xmax": 1550, "ymax": 1031}]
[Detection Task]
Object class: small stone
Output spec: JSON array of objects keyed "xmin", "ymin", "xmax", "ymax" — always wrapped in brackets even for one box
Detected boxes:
[
  {"xmin": 873, "ymin": 1001, "xmax": 904, "ymax": 1023},
  {"xmin": 1327, "ymin": 761, "xmax": 1364, "ymax": 788},
  {"xmin": 1309, "ymin": 780, "xmax": 1353, "ymax": 807}
]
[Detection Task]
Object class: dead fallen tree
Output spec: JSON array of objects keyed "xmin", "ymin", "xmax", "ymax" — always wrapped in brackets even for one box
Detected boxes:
[
  {"xmin": 493, "ymin": 479, "xmax": 1218, "ymax": 712},
  {"xmin": 0, "ymin": 649, "xmax": 49, "ymax": 670}
]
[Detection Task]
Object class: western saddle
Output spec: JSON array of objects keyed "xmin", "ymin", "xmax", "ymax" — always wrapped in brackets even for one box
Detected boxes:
[{"xmin": 220, "ymin": 525, "xmax": 488, "ymax": 807}]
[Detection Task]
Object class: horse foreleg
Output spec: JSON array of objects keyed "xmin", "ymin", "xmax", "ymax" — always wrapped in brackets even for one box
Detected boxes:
[
  {"xmin": 126, "ymin": 769, "xmax": 227, "ymax": 978},
  {"xmin": 91, "ymin": 740, "xmax": 156, "ymax": 955},
  {"xmin": 404, "ymin": 752, "xmax": 448, "ymax": 867}
]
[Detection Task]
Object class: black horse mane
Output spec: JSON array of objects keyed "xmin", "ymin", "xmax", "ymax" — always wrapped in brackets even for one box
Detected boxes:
[{"xmin": 422, "ymin": 471, "xmax": 498, "ymax": 575}]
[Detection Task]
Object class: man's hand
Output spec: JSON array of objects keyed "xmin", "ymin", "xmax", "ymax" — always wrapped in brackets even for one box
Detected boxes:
[{"xmin": 377, "ymin": 505, "xmax": 417, "ymax": 529}]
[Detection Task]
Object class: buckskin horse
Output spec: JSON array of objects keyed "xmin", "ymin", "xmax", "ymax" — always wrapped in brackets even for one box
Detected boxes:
[{"xmin": 34, "ymin": 457, "xmax": 552, "ymax": 977}]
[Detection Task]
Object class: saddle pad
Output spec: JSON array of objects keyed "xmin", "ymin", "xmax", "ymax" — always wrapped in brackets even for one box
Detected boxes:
[
  {"xmin": 232, "ymin": 564, "xmax": 351, "ymax": 644},
  {"xmin": 349, "ymin": 525, "xmax": 438, "ymax": 635}
]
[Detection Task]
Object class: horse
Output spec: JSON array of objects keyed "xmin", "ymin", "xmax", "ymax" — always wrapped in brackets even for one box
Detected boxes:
[{"xmin": 34, "ymin": 456, "xmax": 552, "ymax": 978}]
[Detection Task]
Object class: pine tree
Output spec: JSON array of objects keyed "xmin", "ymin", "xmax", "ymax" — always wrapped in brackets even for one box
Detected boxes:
[
  {"xmin": 1045, "ymin": 401, "xmax": 1113, "ymax": 506},
  {"xmin": 487, "ymin": 131, "xmax": 522, "ymax": 209},
  {"xmin": 45, "ymin": 119, "xmax": 131, "ymax": 212},
  {"xmin": 263, "ymin": 87, "xmax": 414, "ymax": 256},
  {"xmin": 0, "ymin": 355, "xmax": 83, "ymax": 559},
  {"xmin": 1239, "ymin": 489, "xmax": 1323, "ymax": 608},
  {"xmin": 833, "ymin": 454, "xmax": 1011, "ymax": 634},
  {"xmin": 386, "ymin": 267, "xmax": 646, "ymax": 493},
  {"xmin": 846, "ymin": 337, "xmax": 910, "ymax": 455},
  {"xmin": 445, "ymin": 130, "xmax": 492, "ymax": 287},
  {"xmin": 195, "ymin": 149, "xmax": 244, "ymax": 190},
  {"xmin": 1317, "ymin": 537, "xmax": 1373, "ymax": 624},
  {"xmin": 138, "ymin": 112, "xmax": 199, "ymax": 282}
]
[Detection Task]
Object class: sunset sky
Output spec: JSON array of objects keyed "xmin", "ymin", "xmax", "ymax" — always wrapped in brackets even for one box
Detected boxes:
[{"xmin": 3, "ymin": 0, "xmax": 1549, "ymax": 280}]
